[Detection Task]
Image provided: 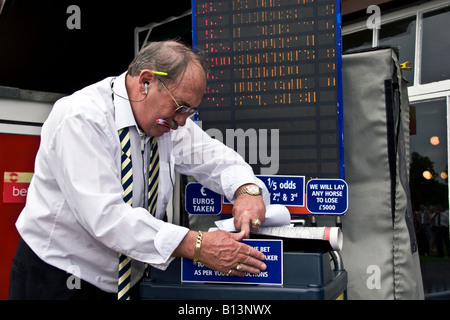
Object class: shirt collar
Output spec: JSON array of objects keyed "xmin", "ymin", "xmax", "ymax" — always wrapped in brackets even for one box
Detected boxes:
[{"xmin": 113, "ymin": 72, "xmax": 139, "ymax": 132}]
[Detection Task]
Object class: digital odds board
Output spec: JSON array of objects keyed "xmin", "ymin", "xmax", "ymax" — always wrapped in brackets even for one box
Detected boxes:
[{"xmin": 192, "ymin": 0, "xmax": 344, "ymax": 180}]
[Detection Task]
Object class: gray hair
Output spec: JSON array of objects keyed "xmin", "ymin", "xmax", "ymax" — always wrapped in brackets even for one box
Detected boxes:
[{"xmin": 127, "ymin": 40, "xmax": 208, "ymax": 87}]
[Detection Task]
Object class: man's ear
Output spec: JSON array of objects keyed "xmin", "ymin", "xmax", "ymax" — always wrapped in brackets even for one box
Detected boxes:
[{"xmin": 139, "ymin": 69, "xmax": 156, "ymax": 94}]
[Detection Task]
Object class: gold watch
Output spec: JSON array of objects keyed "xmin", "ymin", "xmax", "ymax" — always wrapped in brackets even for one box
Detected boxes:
[{"xmin": 236, "ymin": 184, "xmax": 262, "ymax": 197}]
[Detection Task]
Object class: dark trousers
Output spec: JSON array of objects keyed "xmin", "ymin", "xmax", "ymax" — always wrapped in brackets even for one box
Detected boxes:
[{"xmin": 9, "ymin": 238, "xmax": 141, "ymax": 300}]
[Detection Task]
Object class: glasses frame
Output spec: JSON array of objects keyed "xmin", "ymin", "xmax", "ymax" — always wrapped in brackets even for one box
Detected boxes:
[{"xmin": 158, "ymin": 79, "xmax": 198, "ymax": 118}]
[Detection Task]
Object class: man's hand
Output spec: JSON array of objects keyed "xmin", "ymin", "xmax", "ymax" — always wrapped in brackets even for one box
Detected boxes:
[
  {"xmin": 232, "ymin": 186, "xmax": 266, "ymax": 238},
  {"xmin": 173, "ymin": 230, "xmax": 267, "ymax": 277},
  {"xmin": 199, "ymin": 230, "xmax": 266, "ymax": 276}
]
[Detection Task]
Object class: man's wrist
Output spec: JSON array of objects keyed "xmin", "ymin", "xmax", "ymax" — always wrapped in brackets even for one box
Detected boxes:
[
  {"xmin": 172, "ymin": 230, "xmax": 199, "ymax": 259},
  {"xmin": 193, "ymin": 231, "xmax": 203, "ymax": 265},
  {"xmin": 234, "ymin": 184, "xmax": 262, "ymax": 199}
]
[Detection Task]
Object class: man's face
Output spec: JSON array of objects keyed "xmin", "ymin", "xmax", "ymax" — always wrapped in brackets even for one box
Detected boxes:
[{"xmin": 134, "ymin": 63, "xmax": 206, "ymax": 137}]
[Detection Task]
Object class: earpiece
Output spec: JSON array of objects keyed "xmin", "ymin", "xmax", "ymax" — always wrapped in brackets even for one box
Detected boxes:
[{"xmin": 110, "ymin": 77, "xmax": 148, "ymax": 103}]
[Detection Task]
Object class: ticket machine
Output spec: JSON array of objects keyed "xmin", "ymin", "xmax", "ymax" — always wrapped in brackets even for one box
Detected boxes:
[{"xmin": 141, "ymin": 243, "xmax": 347, "ymax": 300}]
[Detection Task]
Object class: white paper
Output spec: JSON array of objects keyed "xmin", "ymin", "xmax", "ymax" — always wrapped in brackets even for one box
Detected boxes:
[
  {"xmin": 213, "ymin": 204, "xmax": 343, "ymax": 251},
  {"xmin": 214, "ymin": 204, "xmax": 291, "ymax": 232},
  {"xmin": 255, "ymin": 226, "xmax": 343, "ymax": 251}
]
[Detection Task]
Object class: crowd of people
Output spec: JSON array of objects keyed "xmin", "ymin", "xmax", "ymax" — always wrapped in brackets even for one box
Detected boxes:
[{"xmin": 415, "ymin": 204, "xmax": 450, "ymax": 258}]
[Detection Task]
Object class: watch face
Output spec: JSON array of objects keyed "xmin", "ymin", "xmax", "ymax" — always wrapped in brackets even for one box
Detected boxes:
[{"xmin": 247, "ymin": 185, "xmax": 260, "ymax": 195}]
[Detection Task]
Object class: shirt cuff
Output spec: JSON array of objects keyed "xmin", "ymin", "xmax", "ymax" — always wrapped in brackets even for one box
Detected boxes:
[
  {"xmin": 152, "ymin": 223, "xmax": 190, "ymax": 270},
  {"xmin": 220, "ymin": 167, "xmax": 270, "ymax": 206}
]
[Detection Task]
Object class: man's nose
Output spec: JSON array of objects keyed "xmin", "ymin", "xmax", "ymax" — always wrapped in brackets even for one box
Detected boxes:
[{"xmin": 173, "ymin": 112, "xmax": 189, "ymax": 127}]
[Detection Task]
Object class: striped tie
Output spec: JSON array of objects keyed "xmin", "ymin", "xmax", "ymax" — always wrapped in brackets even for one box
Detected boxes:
[
  {"xmin": 144, "ymin": 137, "xmax": 159, "ymax": 277},
  {"xmin": 148, "ymin": 137, "xmax": 159, "ymax": 215},
  {"xmin": 118, "ymin": 127, "xmax": 132, "ymax": 300}
]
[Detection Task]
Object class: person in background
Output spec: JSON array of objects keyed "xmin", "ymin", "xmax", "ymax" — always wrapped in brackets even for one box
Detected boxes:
[
  {"xmin": 416, "ymin": 204, "xmax": 431, "ymax": 256},
  {"xmin": 431, "ymin": 205, "xmax": 450, "ymax": 258}
]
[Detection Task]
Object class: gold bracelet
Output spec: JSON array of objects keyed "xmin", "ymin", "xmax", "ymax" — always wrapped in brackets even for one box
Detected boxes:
[{"xmin": 193, "ymin": 231, "xmax": 203, "ymax": 265}]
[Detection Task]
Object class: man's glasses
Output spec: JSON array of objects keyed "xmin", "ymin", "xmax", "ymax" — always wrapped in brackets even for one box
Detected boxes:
[{"xmin": 158, "ymin": 79, "xmax": 198, "ymax": 118}]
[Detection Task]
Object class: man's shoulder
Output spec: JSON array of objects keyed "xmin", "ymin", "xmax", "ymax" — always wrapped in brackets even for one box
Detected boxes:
[{"xmin": 53, "ymin": 77, "xmax": 114, "ymax": 119}]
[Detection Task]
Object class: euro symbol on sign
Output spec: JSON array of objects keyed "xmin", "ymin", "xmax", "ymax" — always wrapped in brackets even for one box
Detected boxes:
[{"xmin": 201, "ymin": 187, "xmax": 207, "ymax": 196}]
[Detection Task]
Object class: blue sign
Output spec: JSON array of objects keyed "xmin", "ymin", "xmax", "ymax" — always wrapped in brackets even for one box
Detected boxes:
[
  {"xmin": 223, "ymin": 175, "xmax": 305, "ymax": 207},
  {"xmin": 185, "ymin": 183, "xmax": 222, "ymax": 215},
  {"xmin": 181, "ymin": 239, "xmax": 283, "ymax": 286},
  {"xmin": 257, "ymin": 175, "xmax": 305, "ymax": 206},
  {"xmin": 306, "ymin": 179, "xmax": 348, "ymax": 215}
]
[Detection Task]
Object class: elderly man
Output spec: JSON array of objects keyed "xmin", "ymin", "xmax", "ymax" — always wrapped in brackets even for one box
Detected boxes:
[{"xmin": 9, "ymin": 41, "xmax": 268, "ymax": 300}]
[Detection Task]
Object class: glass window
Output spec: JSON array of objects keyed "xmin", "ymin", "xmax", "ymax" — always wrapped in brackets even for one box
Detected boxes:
[
  {"xmin": 379, "ymin": 16, "xmax": 416, "ymax": 85},
  {"xmin": 422, "ymin": 6, "xmax": 450, "ymax": 84},
  {"xmin": 410, "ymin": 99, "xmax": 448, "ymax": 206},
  {"xmin": 409, "ymin": 98, "xmax": 449, "ymax": 296},
  {"xmin": 342, "ymin": 28, "xmax": 372, "ymax": 53}
]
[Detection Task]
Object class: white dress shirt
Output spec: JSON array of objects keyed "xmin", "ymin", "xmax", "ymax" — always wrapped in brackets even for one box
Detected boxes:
[{"xmin": 16, "ymin": 72, "xmax": 269, "ymax": 293}]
